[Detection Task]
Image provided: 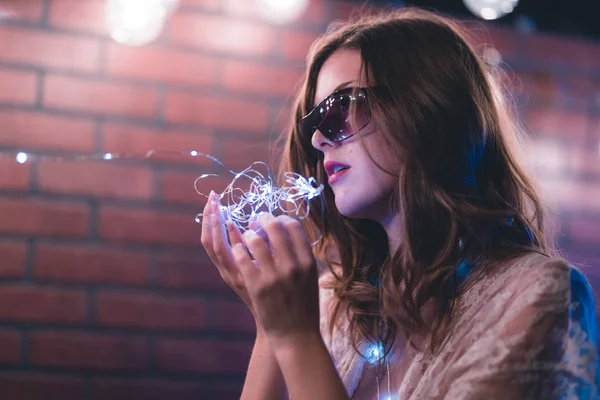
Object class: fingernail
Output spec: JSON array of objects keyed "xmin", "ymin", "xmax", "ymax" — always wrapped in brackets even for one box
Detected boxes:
[{"xmin": 244, "ymin": 229, "xmax": 256, "ymax": 238}]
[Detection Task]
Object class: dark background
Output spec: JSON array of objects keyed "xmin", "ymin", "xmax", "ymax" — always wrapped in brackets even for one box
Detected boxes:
[{"xmin": 370, "ymin": 0, "xmax": 600, "ymax": 39}]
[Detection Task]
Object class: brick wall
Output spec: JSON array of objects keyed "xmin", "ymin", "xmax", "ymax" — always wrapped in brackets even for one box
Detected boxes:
[{"xmin": 0, "ymin": 0, "xmax": 598, "ymax": 399}]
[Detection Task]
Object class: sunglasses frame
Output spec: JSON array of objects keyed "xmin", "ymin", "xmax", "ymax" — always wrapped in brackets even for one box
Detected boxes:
[{"xmin": 298, "ymin": 86, "xmax": 372, "ymax": 143}]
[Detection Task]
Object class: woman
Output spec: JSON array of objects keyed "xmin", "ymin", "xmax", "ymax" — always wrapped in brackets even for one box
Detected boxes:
[{"xmin": 201, "ymin": 8, "xmax": 598, "ymax": 399}]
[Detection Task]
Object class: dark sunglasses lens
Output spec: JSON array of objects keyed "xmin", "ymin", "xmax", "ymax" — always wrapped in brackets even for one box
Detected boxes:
[
  {"xmin": 320, "ymin": 93, "xmax": 369, "ymax": 141},
  {"xmin": 299, "ymin": 89, "xmax": 370, "ymax": 142}
]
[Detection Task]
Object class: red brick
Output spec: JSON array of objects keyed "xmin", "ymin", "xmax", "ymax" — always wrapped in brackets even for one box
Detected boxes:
[
  {"xmin": 0, "ymin": 0, "xmax": 44, "ymax": 22},
  {"xmin": 0, "ymin": 68, "xmax": 37, "ymax": 105},
  {"xmin": 97, "ymin": 292, "xmax": 207, "ymax": 331},
  {"xmin": 572, "ymin": 146, "xmax": 600, "ymax": 176},
  {"xmin": 102, "ymin": 123, "xmax": 214, "ymax": 166},
  {"xmin": 99, "ymin": 206, "xmax": 199, "ymax": 246},
  {"xmin": 0, "ymin": 26, "xmax": 101, "ymax": 72},
  {"xmin": 0, "ymin": 242, "xmax": 27, "ymax": 278},
  {"xmin": 214, "ymin": 300, "xmax": 255, "ymax": 333},
  {"xmin": 560, "ymin": 75, "xmax": 594, "ymax": 110},
  {"xmin": 155, "ymin": 338, "xmax": 253, "ymax": 374},
  {"xmin": 35, "ymin": 244, "xmax": 150, "ymax": 286},
  {"xmin": 155, "ymin": 251, "xmax": 230, "ymax": 291},
  {"xmin": 0, "ymin": 330, "xmax": 21, "ymax": 365},
  {"xmin": 590, "ymin": 42, "xmax": 600, "ymax": 71},
  {"xmin": 160, "ymin": 170, "xmax": 231, "ymax": 206},
  {"xmin": 271, "ymin": 103, "xmax": 294, "ymax": 136},
  {"xmin": 38, "ymin": 160, "xmax": 153, "ymax": 200},
  {"xmin": 0, "ymin": 286, "xmax": 86, "ymax": 324},
  {"xmin": 569, "ymin": 217, "xmax": 600, "ymax": 245},
  {"xmin": 517, "ymin": 70, "xmax": 559, "ymax": 104},
  {"xmin": 540, "ymin": 179, "xmax": 600, "ymax": 214},
  {"xmin": 223, "ymin": 61, "xmax": 303, "ymax": 97},
  {"xmin": 461, "ymin": 23, "xmax": 518, "ymax": 59},
  {"xmin": 179, "ymin": 0, "xmax": 218, "ymax": 8},
  {"xmin": 523, "ymin": 108, "xmax": 588, "ymax": 141},
  {"xmin": 0, "ymin": 198, "xmax": 90, "ymax": 238},
  {"xmin": 522, "ymin": 136, "xmax": 577, "ymax": 175},
  {"xmin": 521, "ymin": 33, "xmax": 592, "ymax": 70},
  {"xmin": 168, "ymin": 13, "xmax": 277, "ymax": 57},
  {"xmin": 30, "ymin": 331, "xmax": 148, "ymax": 370},
  {"xmin": 592, "ymin": 116, "xmax": 600, "ymax": 139},
  {"xmin": 92, "ymin": 378, "xmax": 206, "ymax": 400},
  {"xmin": 0, "ymin": 159, "xmax": 30, "ymax": 191},
  {"xmin": 211, "ymin": 383, "xmax": 243, "ymax": 400},
  {"xmin": 44, "ymin": 75, "xmax": 158, "ymax": 119},
  {"xmin": 165, "ymin": 92, "xmax": 269, "ymax": 134},
  {"xmin": 0, "ymin": 110, "xmax": 96, "ymax": 153},
  {"xmin": 107, "ymin": 44, "xmax": 218, "ymax": 86},
  {"xmin": 219, "ymin": 138, "xmax": 281, "ymax": 172},
  {"xmin": 283, "ymin": 31, "xmax": 319, "ymax": 62},
  {"xmin": 0, "ymin": 373, "xmax": 86, "ymax": 400},
  {"xmin": 49, "ymin": 0, "xmax": 107, "ymax": 34}
]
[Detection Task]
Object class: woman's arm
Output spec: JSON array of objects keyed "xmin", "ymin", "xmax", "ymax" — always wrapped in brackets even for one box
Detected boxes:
[
  {"xmin": 241, "ymin": 329, "xmax": 287, "ymax": 400},
  {"xmin": 270, "ymin": 332, "xmax": 349, "ymax": 400}
]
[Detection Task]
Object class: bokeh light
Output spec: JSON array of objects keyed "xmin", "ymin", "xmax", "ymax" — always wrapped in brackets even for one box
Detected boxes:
[
  {"xmin": 106, "ymin": 0, "xmax": 179, "ymax": 46},
  {"xmin": 463, "ymin": 0, "xmax": 519, "ymax": 20},
  {"xmin": 258, "ymin": 0, "xmax": 309, "ymax": 24}
]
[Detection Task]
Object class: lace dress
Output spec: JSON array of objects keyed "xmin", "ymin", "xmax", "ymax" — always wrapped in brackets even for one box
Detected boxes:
[{"xmin": 318, "ymin": 252, "xmax": 599, "ymax": 399}]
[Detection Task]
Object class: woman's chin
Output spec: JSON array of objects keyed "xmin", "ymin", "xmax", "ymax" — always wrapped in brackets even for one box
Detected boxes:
[{"xmin": 334, "ymin": 198, "xmax": 370, "ymax": 220}]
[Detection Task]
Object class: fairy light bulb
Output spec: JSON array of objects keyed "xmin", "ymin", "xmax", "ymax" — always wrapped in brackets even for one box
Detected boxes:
[
  {"xmin": 16, "ymin": 152, "xmax": 28, "ymax": 164},
  {"xmin": 463, "ymin": 0, "xmax": 519, "ymax": 20},
  {"xmin": 365, "ymin": 342, "xmax": 385, "ymax": 364},
  {"xmin": 106, "ymin": 0, "xmax": 179, "ymax": 46},
  {"xmin": 258, "ymin": 0, "xmax": 309, "ymax": 24}
]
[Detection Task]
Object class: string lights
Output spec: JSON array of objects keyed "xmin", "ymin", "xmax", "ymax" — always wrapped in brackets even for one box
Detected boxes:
[{"xmin": 7, "ymin": 149, "xmax": 324, "ymax": 233}]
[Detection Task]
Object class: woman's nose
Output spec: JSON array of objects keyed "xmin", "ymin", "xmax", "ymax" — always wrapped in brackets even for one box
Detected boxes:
[{"xmin": 310, "ymin": 128, "xmax": 337, "ymax": 152}]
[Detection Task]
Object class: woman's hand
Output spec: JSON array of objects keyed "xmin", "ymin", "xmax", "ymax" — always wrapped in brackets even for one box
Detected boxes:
[
  {"xmin": 232, "ymin": 212, "xmax": 320, "ymax": 349},
  {"xmin": 200, "ymin": 191, "xmax": 257, "ymax": 318}
]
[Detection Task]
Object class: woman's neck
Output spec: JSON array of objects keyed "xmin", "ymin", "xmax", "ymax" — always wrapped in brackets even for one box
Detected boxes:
[{"xmin": 379, "ymin": 211, "xmax": 403, "ymax": 255}]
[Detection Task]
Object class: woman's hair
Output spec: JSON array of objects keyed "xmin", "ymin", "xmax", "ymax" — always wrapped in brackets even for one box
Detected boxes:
[{"xmin": 280, "ymin": 7, "xmax": 555, "ymax": 359}]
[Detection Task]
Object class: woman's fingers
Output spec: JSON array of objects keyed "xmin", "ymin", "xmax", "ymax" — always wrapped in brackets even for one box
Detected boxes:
[
  {"xmin": 226, "ymin": 220, "xmax": 243, "ymax": 248},
  {"xmin": 212, "ymin": 195, "xmax": 236, "ymax": 271},
  {"xmin": 242, "ymin": 228, "xmax": 276, "ymax": 276},
  {"xmin": 257, "ymin": 213, "xmax": 296, "ymax": 270},
  {"xmin": 200, "ymin": 192, "xmax": 217, "ymax": 261},
  {"xmin": 232, "ymin": 242, "xmax": 259, "ymax": 285},
  {"xmin": 279, "ymin": 215, "xmax": 315, "ymax": 269}
]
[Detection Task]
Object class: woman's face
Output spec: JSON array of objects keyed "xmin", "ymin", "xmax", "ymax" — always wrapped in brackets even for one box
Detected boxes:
[{"xmin": 311, "ymin": 49, "xmax": 399, "ymax": 221}]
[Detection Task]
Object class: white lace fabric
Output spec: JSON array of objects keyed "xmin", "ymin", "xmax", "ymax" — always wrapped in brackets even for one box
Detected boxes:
[{"xmin": 319, "ymin": 252, "xmax": 599, "ymax": 399}]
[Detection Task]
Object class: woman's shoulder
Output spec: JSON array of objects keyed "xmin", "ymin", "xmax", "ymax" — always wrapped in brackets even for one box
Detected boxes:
[
  {"xmin": 455, "ymin": 252, "xmax": 572, "ymax": 324},
  {"xmin": 467, "ymin": 252, "xmax": 571, "ymax": 297}
]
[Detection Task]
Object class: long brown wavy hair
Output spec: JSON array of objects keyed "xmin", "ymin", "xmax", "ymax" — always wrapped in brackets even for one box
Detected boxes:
[{"xmin": 279, "ymin": 8, "xmax": 556, "ymax": 361}]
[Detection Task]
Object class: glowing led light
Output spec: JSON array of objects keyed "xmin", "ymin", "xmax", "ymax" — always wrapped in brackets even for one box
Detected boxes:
[
  {"xmin": 480, "ymin": 7, "xmax": 498, "ymax": 20},
  {"xmin": 258, "ymin": 0, "xmax": 309, "ymax": 24},
  {"xmin": 463, "ymin": 0, "xmax": 519, "ymax": 20},
  {"xmin": 103, "ymin": 153, "xmax": 113, "ymax": 160},
  {"xmin": 106, "ymin": 0, "xmax": 179, "ymax": 46},
  {"xmin": 195, "ymin": 161, "xmax": 324, "ymax": 233},
  {"xmin": 16, "ymin": 152, "xmax": 28, "ymax": 164},
  {"xmin": 365, "ymin": 342, "xmax": 385, "ymax": 364},
  {"xmin": 190, "ymin": 150, "xmax": 198, "ymax": 157}
]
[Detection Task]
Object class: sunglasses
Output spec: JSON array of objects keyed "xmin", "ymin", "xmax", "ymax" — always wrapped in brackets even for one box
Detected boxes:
[{"xmin": 298, "ymin": 87, "xmax": 372, "ymax": 143}]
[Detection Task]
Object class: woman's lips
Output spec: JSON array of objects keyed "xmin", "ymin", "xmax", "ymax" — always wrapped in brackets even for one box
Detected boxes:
[{"xmin": 328, "ymin": 167, "xmax": 350, "ymax": 185}]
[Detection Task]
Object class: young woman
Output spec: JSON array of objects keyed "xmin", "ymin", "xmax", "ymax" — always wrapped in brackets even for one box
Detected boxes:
[{"xmin": 201, "ymin": 8, "xmax": 598, "ymax": 399}]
